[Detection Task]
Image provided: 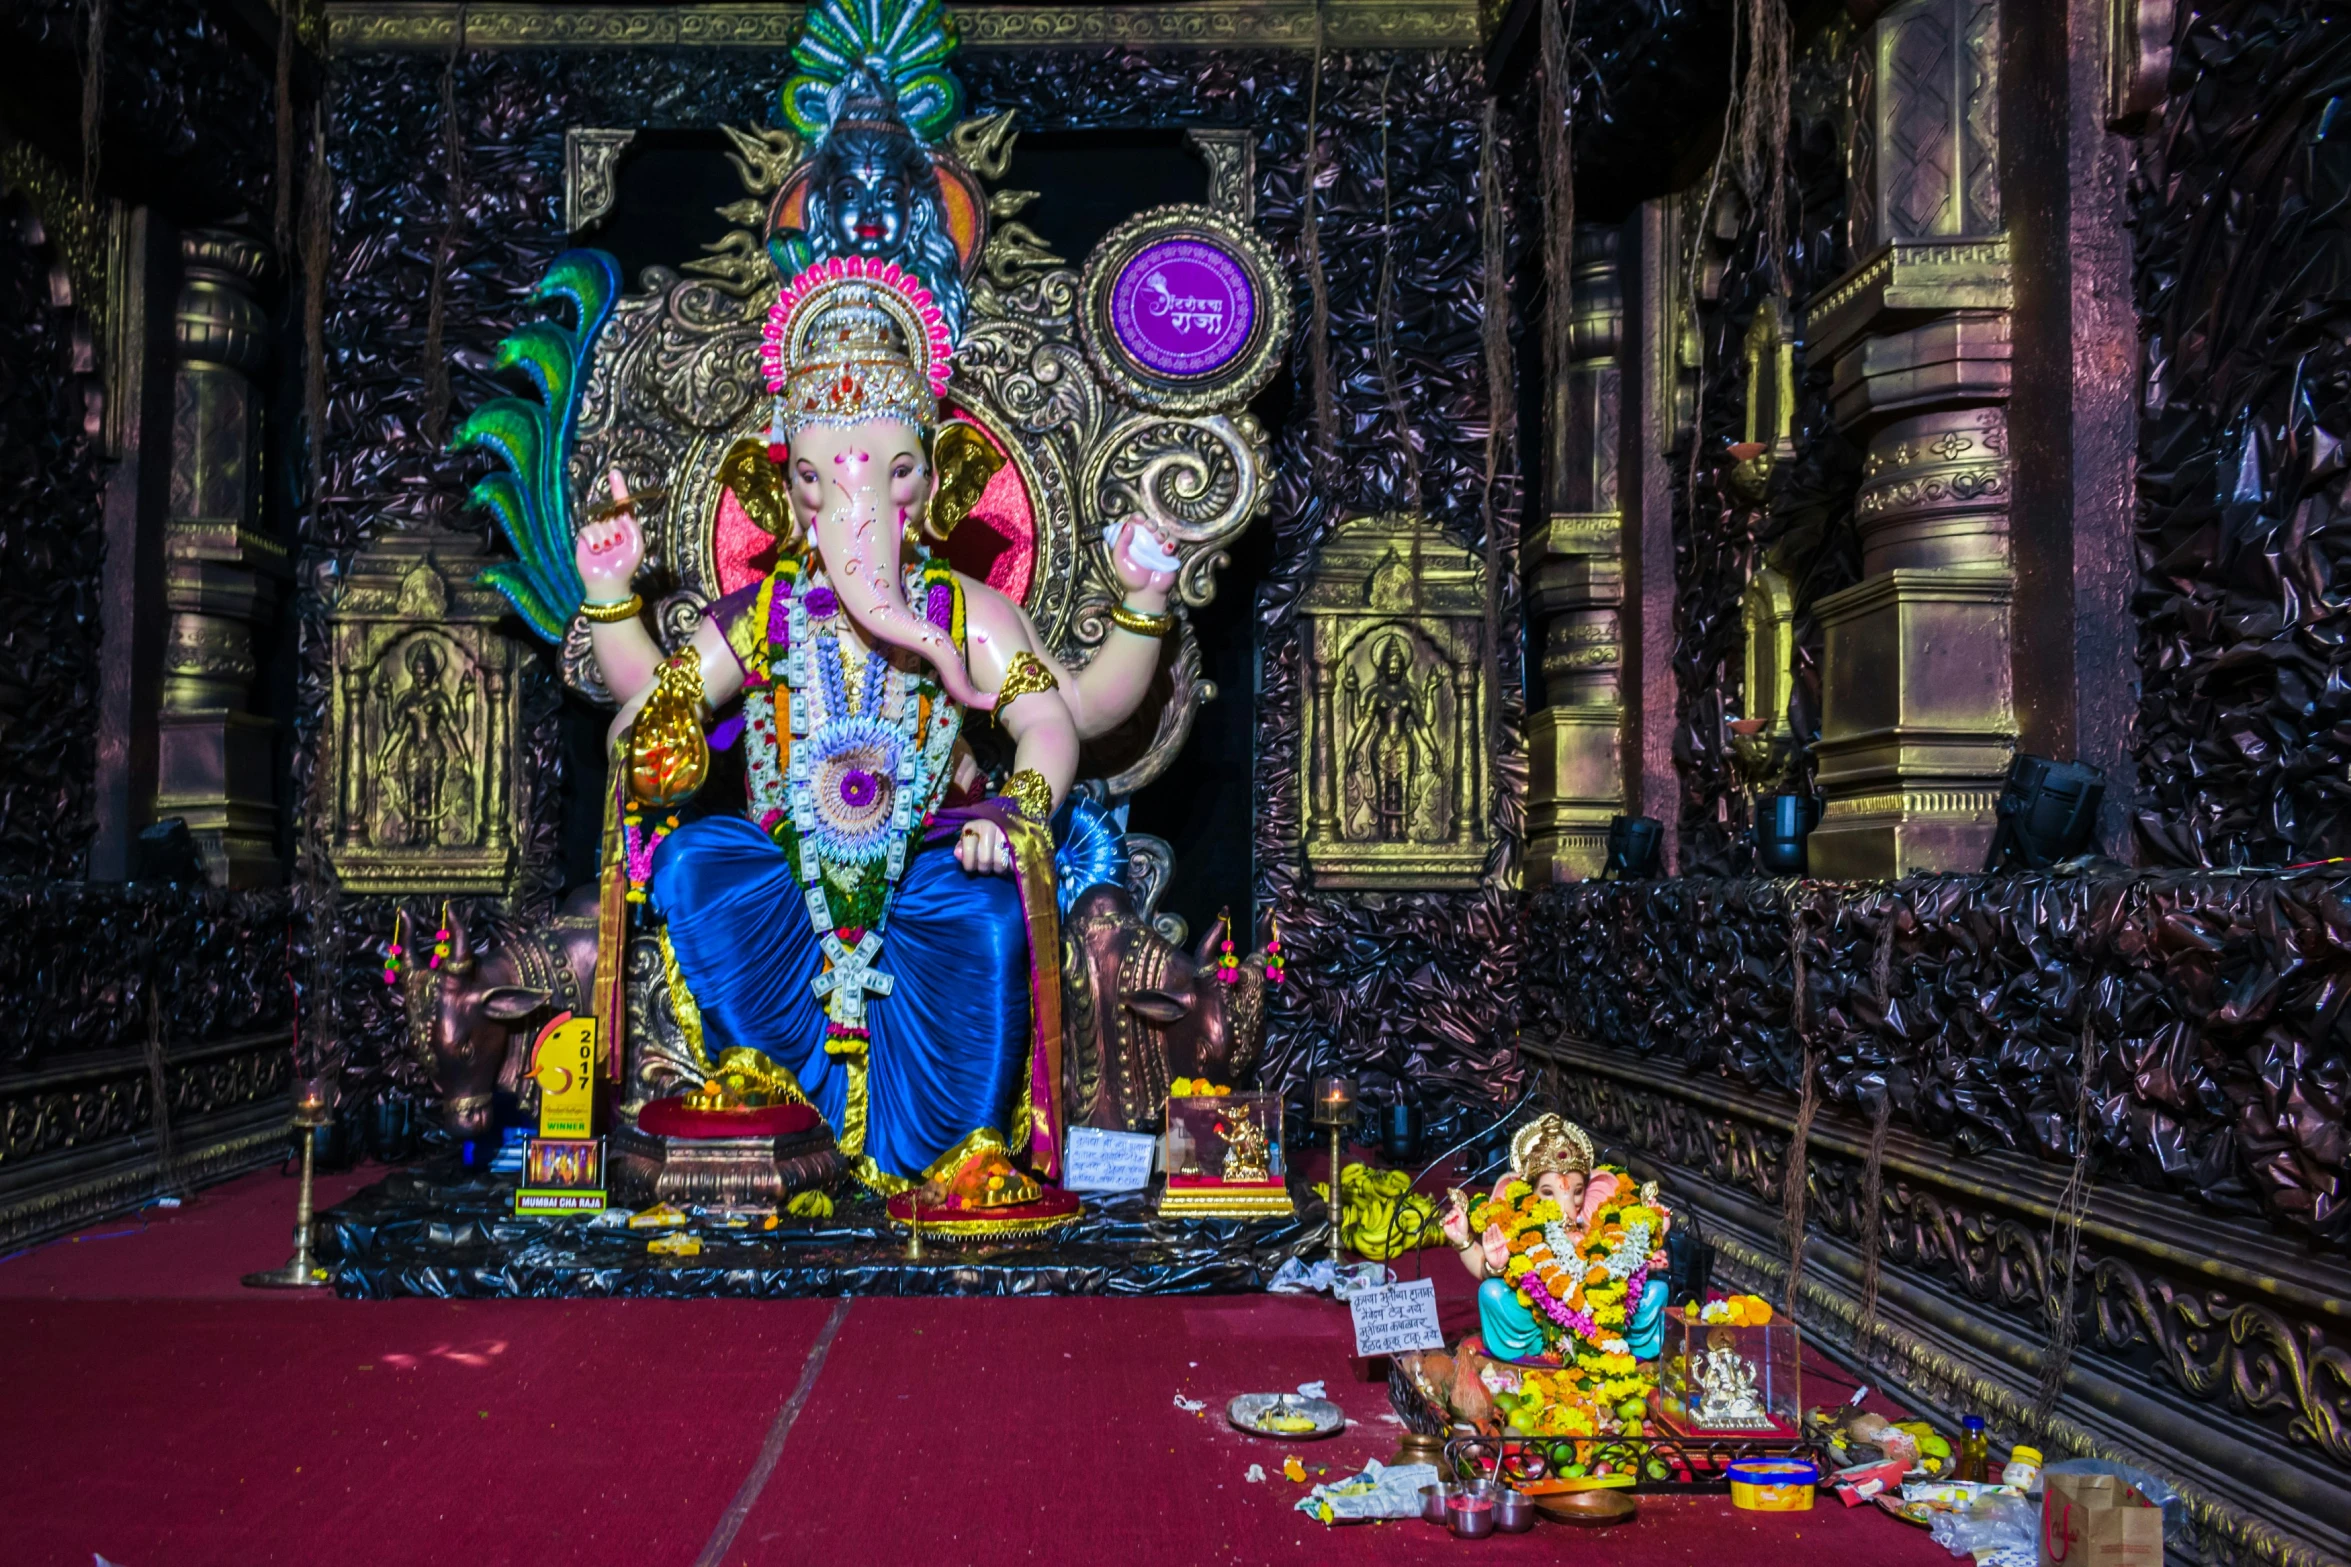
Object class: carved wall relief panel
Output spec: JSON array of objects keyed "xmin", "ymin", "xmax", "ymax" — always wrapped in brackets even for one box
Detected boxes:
[
  {"xmin": 326, "ymin": 536, "xmax": 525, "ymax": 896},
  {"xmin": 1299, "ymin": 514, "xmax": 1491, "ymax": 889}
]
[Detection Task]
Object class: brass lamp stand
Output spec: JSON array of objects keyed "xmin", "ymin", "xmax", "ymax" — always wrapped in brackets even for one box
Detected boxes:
[
  {"xmin": 1311, "ymin": 1076, "xmax": 1357, "ymax": 1270},
  {"xmin": 243, "ymin": 1074, "xmax": 339, "ymax": 1290}
]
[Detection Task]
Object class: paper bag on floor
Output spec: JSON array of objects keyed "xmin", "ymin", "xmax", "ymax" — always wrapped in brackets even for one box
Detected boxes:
[{"xmin": 2041, "ymin": 1471, "xmax": 2163, "ymax": 1567}]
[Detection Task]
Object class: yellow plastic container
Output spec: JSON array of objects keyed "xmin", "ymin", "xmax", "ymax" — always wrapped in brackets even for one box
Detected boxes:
[{"xmin": 1726, "ymin": 1457, "xmax": 1818, "ymax": 1511}]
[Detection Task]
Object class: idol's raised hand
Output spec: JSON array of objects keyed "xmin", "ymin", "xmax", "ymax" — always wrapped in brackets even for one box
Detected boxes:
[
  {"xmin": 576, "ymin": 469, "xmax": 647, "ymax": 603},
  {"xmin": 1105, "ymin": 514, "xmax": 1180, "ymax": 598}
]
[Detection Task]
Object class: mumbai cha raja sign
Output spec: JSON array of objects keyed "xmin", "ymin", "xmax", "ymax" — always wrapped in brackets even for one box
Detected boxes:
[
  {"xmin": 1081, "ymin": 204, "xmax": 1288, "ymax": 413},
  {"xmin": 1111, "ymin": 240, "xmax": 1255, "ymax": 377}
]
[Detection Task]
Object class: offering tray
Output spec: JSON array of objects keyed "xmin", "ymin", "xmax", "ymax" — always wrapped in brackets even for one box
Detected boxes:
[{"xmin": 1227, "ymin": 1393, "xmax": 1344, "ymax": 1439}]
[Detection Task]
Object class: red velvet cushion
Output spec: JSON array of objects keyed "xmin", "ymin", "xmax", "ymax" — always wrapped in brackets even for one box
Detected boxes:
[{"xmin": 636, "ymin": 1097, "xmax": 821, "ymax": 1141}]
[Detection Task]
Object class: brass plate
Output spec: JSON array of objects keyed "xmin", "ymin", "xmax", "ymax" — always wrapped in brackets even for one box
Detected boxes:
[{"xmin": 1532, "ymin": 1489, "xmax": 1638, "ymax": 1527}]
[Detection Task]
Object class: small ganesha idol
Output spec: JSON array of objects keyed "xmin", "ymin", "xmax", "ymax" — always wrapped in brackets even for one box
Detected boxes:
[{"xmin": 1439, "ymin": 1114, "xmax": 1673, "ymax": 1366}]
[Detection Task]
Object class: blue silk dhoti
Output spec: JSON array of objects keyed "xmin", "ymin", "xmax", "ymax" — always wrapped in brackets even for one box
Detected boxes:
[{"xmin": 650, "ymin": 813, "xmax": 1031, "ymax": 1186}]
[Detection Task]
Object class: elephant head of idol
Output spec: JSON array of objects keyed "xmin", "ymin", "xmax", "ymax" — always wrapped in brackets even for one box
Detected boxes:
[{"xmin": 763, "ymin": 257, "xmax": 994, "ymax": 711}]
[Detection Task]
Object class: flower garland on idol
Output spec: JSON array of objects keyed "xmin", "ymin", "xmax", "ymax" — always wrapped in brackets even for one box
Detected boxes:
[
  {"xmin": 623, "ymin": 255, "xmax": 965, "ymax": 1058},
  {"xmin": 1475, "ymin": 1172, "xmax": 1670, "ymax": 1440}
]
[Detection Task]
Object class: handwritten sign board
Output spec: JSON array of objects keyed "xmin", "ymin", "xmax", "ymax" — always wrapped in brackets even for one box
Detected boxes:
[
  {"xmin": 1063, "ymin": 1125, "xmax": 1157, "ymax": 1193},
  {"xmin": 1349, "ymin": 1277, "xmax": 1446, "ymax": 1358}
]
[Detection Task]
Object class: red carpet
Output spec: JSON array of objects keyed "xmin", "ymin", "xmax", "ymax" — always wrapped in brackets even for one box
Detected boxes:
[{"xmin": 0, "ymin": 1171, "xmax": 1953, "ymax": 1567}]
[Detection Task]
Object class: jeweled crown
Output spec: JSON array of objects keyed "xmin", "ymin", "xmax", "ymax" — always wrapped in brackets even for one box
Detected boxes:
[
  {"xmin": 762, "ymin": 256, "xmax": 955, "ymax": 435},
  {"xmin": 1510, "ymin": 1113, "xmax": 1595, "ymax": 1181}
]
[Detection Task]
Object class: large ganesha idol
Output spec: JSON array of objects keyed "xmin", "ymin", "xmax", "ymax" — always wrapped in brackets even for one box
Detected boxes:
[
  {"xmin": 453, "ymin": 0, "xmax": 1285, "ymax": 1233},
  {"xmin": 580, "ymin": 255, "xmax": 1176, "ymax": 1229}
]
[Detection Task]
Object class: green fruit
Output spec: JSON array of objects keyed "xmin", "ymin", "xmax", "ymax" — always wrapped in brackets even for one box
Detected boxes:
[
  {"xmin": 1646, "ymin": 1460, "xmax": 1670, "ymax": 1480},
  {"xmin": 1563, "ymin": 1463, "xmax": 1588, "ymax": 1478}
]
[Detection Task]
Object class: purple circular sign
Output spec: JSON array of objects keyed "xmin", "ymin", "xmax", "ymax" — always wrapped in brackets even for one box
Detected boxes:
[{"xmin": 1108, "ymin": 239, "xmax": 1257, "ymax": 379}]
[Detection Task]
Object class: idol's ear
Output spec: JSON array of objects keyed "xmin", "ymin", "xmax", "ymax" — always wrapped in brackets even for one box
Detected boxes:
[
  {"xmin": 719, "ymin": 437, "xmax": 798, "ymax": 540},
  {"xmin": 480, "ymin": 986, "xmax": 554, "ymax": 1022},
  {"xmin": 926, "ymin": 420, "xmax": 1005, "ymax": 543},
  {"xmin": 1122, "ymin": 989, "xmax": 1191, "ymax": 1026}
]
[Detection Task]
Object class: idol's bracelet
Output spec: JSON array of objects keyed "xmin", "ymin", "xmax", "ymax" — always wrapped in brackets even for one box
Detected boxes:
[
  {"xmin": 580, "ymin": 593, "xmax": 643, "ymax": 624},
  {"xmin": 1109, "ymin": 600, "xmax": 1175, "ymax": 639},
  {"xmin": 997, "ymin": 768, "xmax": 1055, "ymax": 823}
]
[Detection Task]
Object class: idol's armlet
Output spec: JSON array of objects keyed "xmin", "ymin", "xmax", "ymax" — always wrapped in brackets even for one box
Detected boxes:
[{"xmin": 992, "ymin": 663, "xmax": 1078, "ymax": 820}]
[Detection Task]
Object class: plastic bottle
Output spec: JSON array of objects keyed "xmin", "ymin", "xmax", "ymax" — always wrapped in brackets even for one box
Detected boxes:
[
  {"xmin": 2000, "ymin": 1444, "xmax": 2043, "ymax": 1491},
  {"xmin": 1955, "ymin": 1416, "xmax": 1990, "ymax": 1483}
]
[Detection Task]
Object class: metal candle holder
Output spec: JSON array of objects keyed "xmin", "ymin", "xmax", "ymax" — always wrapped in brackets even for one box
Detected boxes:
[
  {"xmin": 243, "ymin": 1074, "xmax": 339, "ymax": 1291},
  {"xmin": 1311, "ymin": 1075, "xmax": 1356, "ymax": 1270}
]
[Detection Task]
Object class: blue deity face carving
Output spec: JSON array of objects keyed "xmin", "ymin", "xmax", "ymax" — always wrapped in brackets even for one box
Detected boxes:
[
  {"xmin": 825, "ymin": 147, "xmax": 912, "ymax": 257},
  {"xmin": 777, "ymin": 67, "xmax": 969, "ymax": 343}
]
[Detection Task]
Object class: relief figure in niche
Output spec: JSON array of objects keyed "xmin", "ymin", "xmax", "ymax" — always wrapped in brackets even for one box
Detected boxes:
[
  {"xmin": 375, "ymin": 637, "xmax": 475, "ymax": 847},
  {"xmin": 1343, "ymin": 633, "xmax": 1444, "ymax": 843}
]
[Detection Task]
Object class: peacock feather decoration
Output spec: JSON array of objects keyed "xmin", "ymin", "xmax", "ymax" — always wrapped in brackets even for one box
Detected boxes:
[
  {"xmin": 452, "ymin": 249, "xmax": 620, "ymax": 644},
  {"xmin": 780, "ymin": 0, "xmax": 963, "ymax": 143},
  {"xmin": 1053, "ymin": 796, "xmax": 1129, "ymax": 915}
]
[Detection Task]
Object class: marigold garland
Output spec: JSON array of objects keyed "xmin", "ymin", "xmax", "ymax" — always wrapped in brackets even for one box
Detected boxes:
[{"xmin": 1475, "ymin": 1166, "xmax": 1673, "ymax": 1440}]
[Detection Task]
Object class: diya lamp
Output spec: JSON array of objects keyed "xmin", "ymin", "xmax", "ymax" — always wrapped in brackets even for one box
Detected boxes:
[
  {"xmin": 243, "ymin": 1072, "xmax": 341, "ymax": 1290},
  {"xmin": 1310, "ymin": 1075, "xmax": 1356, "ymax": 1269}
]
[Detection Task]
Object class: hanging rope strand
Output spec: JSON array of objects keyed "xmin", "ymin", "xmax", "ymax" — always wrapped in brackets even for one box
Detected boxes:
[
  {"xmin": 1373, "ymin": 64, "xmax": 1426, "ymax": 618},
  {"xmin": 1680, "ymin": 6, "xmax": 1741, "ymax": 534},
  {"xmin": 1780, "ymin": 897, "xmax": 1821, "ymax": 1322},
  {"xmin": 274, "ymin": 0, "xmax": 297, "ymax": 255},
  {"xmin": 1851, "ymin": 904, "xmax": 1899, "ymax": 1363},
  {"xmin": 419, "ymin": 3, "xmax": 469, "ymax": 451},
  {"xmin": 1537, "ymin": 0, "xmax": 1577, "ymax": 440},
  {"xmin": 1734, "ymin": 0, "xmax": 1793, "ymax": 292},
  {"xmin": 1476, "ymin": 97, "xmax": 1514, "ymax": 791},
  {"xmin": 1299, "ymin": 7, "xmax": 1336, "ymax": 486},
  {"xmin": 2033, "ymin": 1024, "xmax": 2100, "ymax": 1430},
  {"xmin": 302, "ymin": 102, "xmax": 333, "ymax": 514},
  {"xmin": 79, "ymin": 0, "xmax": 108, "ymax": 207}
]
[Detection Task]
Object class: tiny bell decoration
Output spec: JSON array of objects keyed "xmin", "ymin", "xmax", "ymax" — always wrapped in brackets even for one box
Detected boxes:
[
  {"xmin": 1217, "ymin": 909, "xmax": 1240, "ymax": 987},
  {"xmin": 1264, "ymin": 916, "xmax": 1285, "ymax": 986},
  {"xmin": 381, "ymin": 909, "xmax": 405, "ymax": 987}
]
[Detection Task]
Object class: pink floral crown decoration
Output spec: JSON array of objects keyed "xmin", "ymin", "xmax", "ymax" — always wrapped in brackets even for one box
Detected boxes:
[{"xmin": 760, "ymin": 256, "xmax": 955, "ymax": 439}]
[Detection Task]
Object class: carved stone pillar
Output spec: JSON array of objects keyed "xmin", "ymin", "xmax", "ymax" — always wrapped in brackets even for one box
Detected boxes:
[
  {"xmin": 1526, "ymin": 228, "xmax": 1627, "ymax": 882},
  {"xmin": 154, "ymin": 231, "xmax": 283, "ymax": 886},
  {"xmin": 1804, "ymin": 0, "xmax": 2016, "ymax": 877}
]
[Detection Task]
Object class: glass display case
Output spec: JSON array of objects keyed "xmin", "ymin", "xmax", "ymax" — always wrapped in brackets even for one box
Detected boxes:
[
  {"xmin": 1157, "ymin": 1091, "xmax": 1294, "ymax": 1217},
  {"xmin": 1653, "ymin": 1307, "xmax": 1802, "ymax": 1437}
]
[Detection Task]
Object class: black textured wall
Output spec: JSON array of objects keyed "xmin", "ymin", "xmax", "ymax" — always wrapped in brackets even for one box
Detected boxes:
[
  {"xmin": 2129, "ymin": 2, "xmax": 2351, "ymax": 867},
  {"xmin": 0, "ymin": 0, "xmax": 279, "ymax": 224},
  {"xmin": 0, "ymin": 197, "xmax": 105, "ymax": 879},
  {"xmin": 1529, "ymin": 872, "xmax": 2350, "ymax": 1249}
]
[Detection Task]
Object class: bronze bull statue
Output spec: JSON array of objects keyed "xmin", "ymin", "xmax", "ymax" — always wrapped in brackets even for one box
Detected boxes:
[
  {"xmin": 1062, "ymin": 884, "xmax": 1266, "ymax": 1133},
  {"xmin": 399, "ymin": 888, "xmax": 600, "ymax": 1139}
]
